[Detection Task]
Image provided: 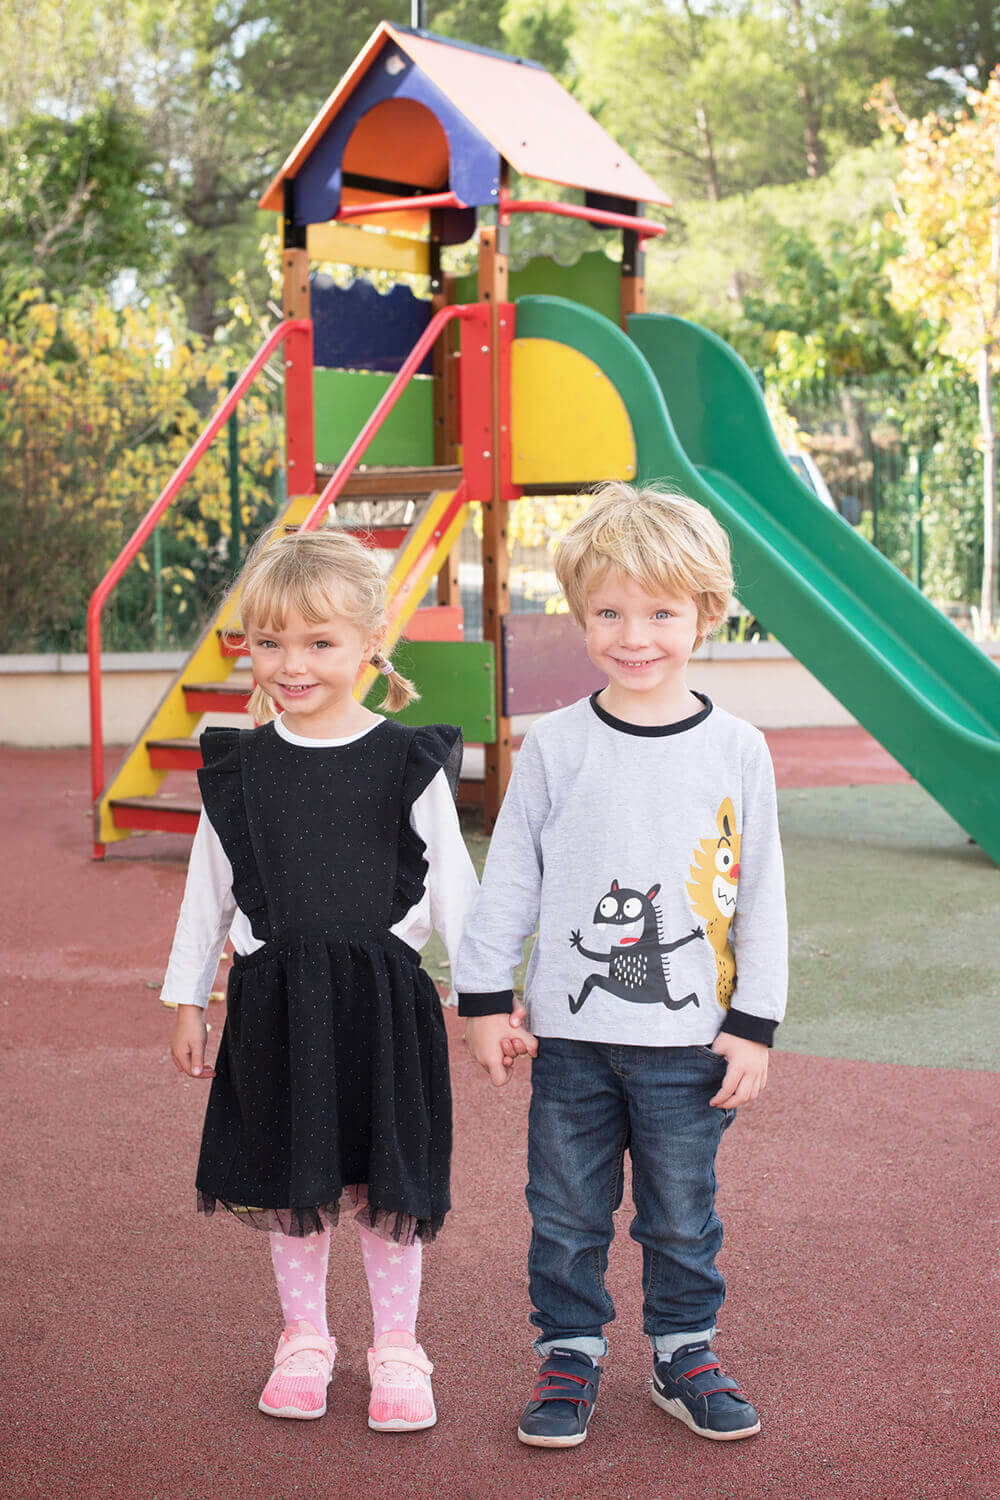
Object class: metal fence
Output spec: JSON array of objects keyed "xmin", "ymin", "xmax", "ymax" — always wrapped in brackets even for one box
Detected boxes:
[{"xmin": 781, "ymin": 372, "xmax": 984, "ymax": 608}]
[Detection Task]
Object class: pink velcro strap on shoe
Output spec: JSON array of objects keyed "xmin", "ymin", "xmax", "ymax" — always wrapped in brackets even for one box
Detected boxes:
[
  {"xmin": 370, "ymin": 1344, "xmax": 434, "ymax": 1376},
  {"xmin": 274, "ymin": 1332, "xmax": 336, "ymax": 1368}
]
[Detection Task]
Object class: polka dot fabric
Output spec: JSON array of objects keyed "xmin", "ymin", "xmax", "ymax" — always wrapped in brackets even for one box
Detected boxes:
[{"xmin": 193, "ymin": 720, "xmax": 460, "ymax": 1244}]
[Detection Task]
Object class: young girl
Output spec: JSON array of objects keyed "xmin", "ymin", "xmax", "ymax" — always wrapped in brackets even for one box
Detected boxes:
[{"xmin": 162, "ymin": 527, "xmax": 479, "ymax": 1431}]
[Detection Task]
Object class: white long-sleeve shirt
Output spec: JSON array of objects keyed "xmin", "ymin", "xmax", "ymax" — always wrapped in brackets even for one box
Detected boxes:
[
  {"xmin": 455, "ymin": 693, "xmax": 787, "ymax": 1046},
  {"xmin": 161, "ymin": 715, "xmax": 479, "ymax": 1009}
]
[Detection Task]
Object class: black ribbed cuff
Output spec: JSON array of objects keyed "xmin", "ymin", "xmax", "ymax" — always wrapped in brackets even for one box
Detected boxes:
[
  {"xmin": 458, "ymin": 990, "xmax": 515, "ymax": 1018},
  {"xmin": 718, "ymin": 1008, "xmax": 778, "ymax": 1047}
]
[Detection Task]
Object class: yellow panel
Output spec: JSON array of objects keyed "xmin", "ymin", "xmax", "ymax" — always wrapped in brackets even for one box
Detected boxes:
[
  {"xmin": 96, "ymin": 494, "xmax": 316, "ymax": 844},
  {"xmin": 307, "ymin": 223, "xmax": 430, "ymax": 276},
  {"xmin": 511, "ymin": 338, "xmax": 636, "ymax": 485}
]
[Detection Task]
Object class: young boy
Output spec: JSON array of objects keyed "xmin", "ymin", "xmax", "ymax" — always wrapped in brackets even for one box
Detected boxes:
[{"xmin": 454, "ymin": 483, "xmax": 787, "ymax": 1448}]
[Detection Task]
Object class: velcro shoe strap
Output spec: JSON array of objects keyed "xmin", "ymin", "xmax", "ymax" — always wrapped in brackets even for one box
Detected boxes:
[
  {"xmin": 274, "ymin": 1332, "xmax": 336, "ymax": 1367},
  {"xmin": 372, "ymin": 1345, "xmax": 434, "ymax": 1376},
  {"xmin": 533, "ymin": 1360, "xmax": 598, "ymax": 1405}
]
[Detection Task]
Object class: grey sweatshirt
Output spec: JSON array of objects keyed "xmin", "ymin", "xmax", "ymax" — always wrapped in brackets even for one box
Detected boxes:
[{"xmin": 455, "ymin": 693, "xmax": 787, "ymax": 1047}]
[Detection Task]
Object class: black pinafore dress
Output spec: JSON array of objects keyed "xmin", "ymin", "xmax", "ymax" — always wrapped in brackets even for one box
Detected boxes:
[{"xmin": 193, "ymin": 717, "xmax": 461, "ymax": 1244}]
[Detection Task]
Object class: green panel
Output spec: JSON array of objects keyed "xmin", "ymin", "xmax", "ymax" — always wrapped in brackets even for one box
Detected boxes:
[
  {"xmin": 313, "ymin": 369, "xmax": 434, "ymax": 466},
  {"xmin": 454, "ymin": 251, "xmax": 620, "ymax": 322},
  {"xmin": 366, "ymin": 641, "xmax": 497, "ymax": 743},
  {"xmin": 515, "ymin": 295, "xmax": 1000, "ymax": 864}
]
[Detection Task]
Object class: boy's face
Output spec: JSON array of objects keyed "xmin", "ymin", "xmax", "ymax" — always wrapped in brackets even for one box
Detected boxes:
[{"xmin": 584, "ymin": 569, "xmax": 708, "ymax": 710}]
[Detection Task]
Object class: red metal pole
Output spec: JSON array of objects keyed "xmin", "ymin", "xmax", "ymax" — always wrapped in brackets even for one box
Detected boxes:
[
  {"xmin": 498, "ymin": 190, "xmax": 666, "ymax": 247},
  {"xmin": 336, "ymin": 191, "xmax": 465, "ymax": 221}
]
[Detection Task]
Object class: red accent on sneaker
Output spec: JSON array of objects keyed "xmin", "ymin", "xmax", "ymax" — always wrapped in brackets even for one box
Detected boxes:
[{"xmin": 682, "ymin": 1361, "xmax": 722, "ymax": 1379}]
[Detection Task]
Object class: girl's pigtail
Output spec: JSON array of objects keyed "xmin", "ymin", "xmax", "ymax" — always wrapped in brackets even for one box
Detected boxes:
[
  {"xmin": 371, "ymin": 652, "xmax": 420, "ymax": 712},
  {"xmin": 247, "ymin": 682, "xmax": 277, "ymax": 724}
]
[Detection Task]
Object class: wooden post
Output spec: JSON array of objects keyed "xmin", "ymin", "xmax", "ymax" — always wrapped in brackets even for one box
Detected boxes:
[
  {"xmin": 478, "ymin": 219, "xmax": 511, "ymax": 830},
  {"xmin": 621, "ymin": 214, "xmax": 647, "ymax": 327},
  {"xmin": 431, "ymin": 215, "xmax": 461, "ymax": 610}
]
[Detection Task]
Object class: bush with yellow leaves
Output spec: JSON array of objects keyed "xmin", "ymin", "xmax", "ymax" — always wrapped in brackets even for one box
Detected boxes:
[{"xmin": 0, "ymin": 287, "xmax": 282, "ymax": 652}]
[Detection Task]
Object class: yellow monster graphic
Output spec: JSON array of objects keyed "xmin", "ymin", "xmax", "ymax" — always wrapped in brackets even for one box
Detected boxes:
[{"xmin": 686, "ymin": 798, "xmax": 740, "ymax": 1009}]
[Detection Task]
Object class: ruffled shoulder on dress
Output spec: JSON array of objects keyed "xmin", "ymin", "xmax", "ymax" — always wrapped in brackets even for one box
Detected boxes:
[
  {"xmin": 391, "ymin": 724, "xmax": 464, "ymax": 925},
  {"xmin": 404, "ymin": 723, "xmax": 463, "ymax": 802},
  {"xmin": 197, "ymin": 727, "xmax": 269, "ymax": 941}
]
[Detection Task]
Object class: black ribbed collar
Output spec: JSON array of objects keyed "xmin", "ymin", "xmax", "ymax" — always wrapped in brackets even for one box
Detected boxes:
[{"xmin": 588, "ymin": 691, "xmax": 713, "ymax": 737}]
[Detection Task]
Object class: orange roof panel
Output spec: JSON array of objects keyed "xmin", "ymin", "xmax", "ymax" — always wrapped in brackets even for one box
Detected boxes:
[{"xmin": 386, "ymin": 26, "xmax": 670, "ymax": 207}]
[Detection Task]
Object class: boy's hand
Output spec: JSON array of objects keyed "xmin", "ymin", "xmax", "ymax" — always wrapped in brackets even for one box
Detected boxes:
[
  {"xmin": 708, "ymin": 1033, "xmax": 768, "ymax": 1108},
  {"xmin": 170, "ymin": 1003, "xmax": 216, "ymax": 1080},
  {"xmin": 465, "ymin": 1006, "xmax": 539, "ymax": 1088}
]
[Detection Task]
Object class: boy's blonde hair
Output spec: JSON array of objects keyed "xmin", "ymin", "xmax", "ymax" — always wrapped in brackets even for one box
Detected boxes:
[
  {"xmin": 225, "ymin": 527, "xmax": 419, "ymax": 721},
  {"xmin": 554, "ymin": 482, "xmax": 733, "ymax": 647}
]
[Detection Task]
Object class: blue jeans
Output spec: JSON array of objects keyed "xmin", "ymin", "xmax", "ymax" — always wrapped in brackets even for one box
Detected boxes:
[{"xmin": 526, "ymin": 1038, "xmax": 735, "ymax": 1358}]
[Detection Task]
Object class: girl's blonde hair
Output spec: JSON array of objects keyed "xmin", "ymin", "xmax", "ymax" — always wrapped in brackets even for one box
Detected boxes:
[
  {"xmin": 554, "ymin": 482, "xmax": 733, "ymax": 648},
  {"xmin": 225, "ymin": 527, "xmax": 419, "ymax": 721}
]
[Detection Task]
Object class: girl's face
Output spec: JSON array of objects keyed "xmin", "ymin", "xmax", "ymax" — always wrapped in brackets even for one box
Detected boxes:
[{"xmin": 248, "ymin": 605, "xmax": 381, "ymax": 736}]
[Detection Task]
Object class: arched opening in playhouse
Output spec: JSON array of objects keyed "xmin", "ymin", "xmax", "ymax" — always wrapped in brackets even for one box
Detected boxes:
[{"xmin": 342, "ymin": 99, "xmax": 451, "ymax": 207}]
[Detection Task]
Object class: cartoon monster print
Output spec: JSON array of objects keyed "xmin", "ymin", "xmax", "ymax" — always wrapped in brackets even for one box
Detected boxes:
[
  {"xmin": 568, "ymin": 880, "xmax": 705, "ymax": 1015},
  {"xmin": 686, "ymin": 797, "xmax": 740, "ymax": 1009}
]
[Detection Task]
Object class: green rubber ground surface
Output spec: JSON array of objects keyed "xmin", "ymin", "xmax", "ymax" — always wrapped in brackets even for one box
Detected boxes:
[{"xmin": 423, "ymin": 783, "xmax": 999, "ymax": 1073}]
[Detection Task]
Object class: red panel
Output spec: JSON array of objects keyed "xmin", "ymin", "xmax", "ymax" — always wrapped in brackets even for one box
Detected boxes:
[
  {"xmin": 284, "ymin": 321, "xmax": 315, "ymax": 496},
  {"xmin": 496, "ymin": 302, "xmax": 520, "ymax": 502},
  {"xmin": 404, "ymin": 605, "xmax": 464, "ymax": 642},
  {"xmin": 501, "ymin": 612, "xmax": 605, "ymax": 716},
  {"xmin": 459, "ymin": 305, "xmax": 493, "ymax": 501}
]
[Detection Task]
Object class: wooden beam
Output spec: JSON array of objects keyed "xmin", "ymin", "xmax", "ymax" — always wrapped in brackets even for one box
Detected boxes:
[{"xmin": 478, "ymin": 220, "xmax": 512, "ymax": 830}]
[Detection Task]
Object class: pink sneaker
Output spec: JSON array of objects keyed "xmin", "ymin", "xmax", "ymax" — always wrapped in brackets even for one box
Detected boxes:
[
  {"xmin": 258, "ymin": 1319, "xmax": 336, "ymax": 1419},
  {"xmin": 366, "ymin": 1330, "xmax": 436, "ymax": 1432}
]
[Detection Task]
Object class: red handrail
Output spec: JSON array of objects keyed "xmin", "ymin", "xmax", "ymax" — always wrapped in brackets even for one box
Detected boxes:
[
  {"xmin": 336, "ymin": 191, "xmax": 466, "ymax": 221},
  {"xmin": 298, "ymin": 302, "xmax": 478, "ymax": 532},
  {"xmin": 88, "ymin": 304, "xmax": 482, "ymax": 845},
  {"xmin": 498, "ymin": 189, "xmax": 666, "ymax": 246},
  {"xmin": 87, "ymin": 319, "xmax": 309, "ymax": 816}
]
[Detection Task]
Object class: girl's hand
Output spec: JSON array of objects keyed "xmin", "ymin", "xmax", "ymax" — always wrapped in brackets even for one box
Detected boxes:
[
  {"xmin": 708, "ymin": 1033, "xmax": 768, "ymax": 1108},
  {"xmin": 170, "ymin": 1004, "xmax": 216, "ymax": 1080},
  {"xmin": 465, "ymin": 1009, "xmax": 538, "ymax": 1087}
]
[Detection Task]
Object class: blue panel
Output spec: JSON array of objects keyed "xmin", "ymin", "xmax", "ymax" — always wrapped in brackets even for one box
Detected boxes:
[
  {"xmin": 295, "ymin": 42, "xmax": 500, "ymax": 226},
  {"xmin": 311, "ymin": 277, "xmax": 433, "ymax": 373}
]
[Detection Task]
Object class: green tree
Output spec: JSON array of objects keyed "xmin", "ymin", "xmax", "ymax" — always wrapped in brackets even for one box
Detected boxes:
[{"xmin": 0, "ymin": 102, "xmax": 161, "ymax": 305}]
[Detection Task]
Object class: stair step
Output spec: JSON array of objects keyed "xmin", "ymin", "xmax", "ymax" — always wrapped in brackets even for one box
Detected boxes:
[
  {"xmin": 183, "ymin": 680, "xmax": 251, "ymax": 713},
  {"xmin": 317, "ymin": 464, "xmax": 463, "ymax": 498},
  {"xmin": 147, "ymin": 737, "xmax": 202, "ymax": 770},
  {"xmin": 109, "ymin": 796, "xmax": 201, "ymax": 834}
]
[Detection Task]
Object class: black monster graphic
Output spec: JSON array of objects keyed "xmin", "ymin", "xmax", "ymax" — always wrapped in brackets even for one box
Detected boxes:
[{"xmin": 568, "ymin": 880, "xmax": 704, "ymax": 1015}]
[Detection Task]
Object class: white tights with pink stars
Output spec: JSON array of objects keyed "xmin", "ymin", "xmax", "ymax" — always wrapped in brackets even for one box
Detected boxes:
[{"xmin": 269, "ymin": 1225, "xmax": 421, "ymax": 1341}]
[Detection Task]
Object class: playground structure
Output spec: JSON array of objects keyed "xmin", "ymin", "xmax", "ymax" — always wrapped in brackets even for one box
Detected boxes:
[{"xmin": 87, "ymin": 22, "xmax": 1000, "ymax": 863}]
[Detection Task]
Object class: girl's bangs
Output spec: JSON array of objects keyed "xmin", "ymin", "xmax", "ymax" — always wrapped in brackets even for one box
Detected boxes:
[{"xmin": 240, "ymin": 564, "xmax": 359, "ymax": 634}]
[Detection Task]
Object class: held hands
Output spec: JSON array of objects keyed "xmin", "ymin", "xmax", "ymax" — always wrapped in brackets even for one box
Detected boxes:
[
  {"xmin": 707, "ymin": 1032, "xmax": 768, "ymax": 1109},
  {"xmin": 464, "ymin": 1005, "xmax": 538, "ymax": 1088},
  {"xmin": 170, "ymin": 1003, "xmax": 216, "ymax": 1080}
]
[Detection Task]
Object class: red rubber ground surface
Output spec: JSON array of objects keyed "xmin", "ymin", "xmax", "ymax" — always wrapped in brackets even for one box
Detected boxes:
[{"xmin": 4, "ymin": 735, "xmax": 995, "ymax": 1500}]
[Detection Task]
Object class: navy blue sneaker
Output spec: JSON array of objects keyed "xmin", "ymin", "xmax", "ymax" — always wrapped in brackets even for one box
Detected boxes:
[
  {"xmin": 650, "ymin": 1342, "xmax": 760, "ymax": 1441},
  {"xmin": 517, "ymin": 1347, "xmax": 602, "ymax": 1448}
]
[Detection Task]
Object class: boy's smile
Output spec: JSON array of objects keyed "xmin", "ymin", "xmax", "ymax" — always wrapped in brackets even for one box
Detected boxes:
[{"xmin": 584, "ymin": 569, "xmax": 714, "ymax": 725}]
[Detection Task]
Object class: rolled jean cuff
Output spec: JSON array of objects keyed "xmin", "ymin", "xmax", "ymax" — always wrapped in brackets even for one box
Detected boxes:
[
  {"xmin": 533, "ymin": 1334, "xmax": 608, "ymax": 1359},
  {"xmin": 649, "ymin": 1326, "xmax": 716, "ymax": 1358}
]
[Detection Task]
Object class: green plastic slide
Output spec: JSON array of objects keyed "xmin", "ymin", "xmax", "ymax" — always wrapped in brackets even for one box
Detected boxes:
[{"xmin": 515, "ymin": 296, "xmax": 1000, "ymax": 863}]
